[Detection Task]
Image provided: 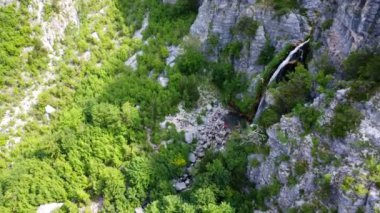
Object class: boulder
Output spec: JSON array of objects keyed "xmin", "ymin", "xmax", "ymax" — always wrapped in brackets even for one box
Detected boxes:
[
  {"xmin": 125, "ymin": 51, "xmax": 143, "ymax": 71},
  {"xmin": 0, "ymin": 0, "xmax": 14, "ymax": 7},
  {"xmin": 158, "ymin": 76, "xmax": 169, "ymax": 88},
  {"xmin": 185, "ymin": 131, "xmax": 195, "ymax": 143},
  {"xmin": 175, "ymin": 182, "xmax": 187, "ymax": 191},
  {"xmin": 37, "ymin": 203, "xmax": 63, "ymax": 213},
  {"xmin": 91, "ymin": 32, "xmax": 99, "ymax": 41},
  {"xmin": 45, "ymin": 105, "xmax": 56, "ymax": 114},
  {"xmin": 189, "ymin": 153, "xmax": 196, "ymax": 163},
  {"xmin": 135, "ymin": 207, "xmax": 144, "ymax": 213},
  {"xmin": 166, "ymin": 46, "xmax": 182, "ymax": 67}
]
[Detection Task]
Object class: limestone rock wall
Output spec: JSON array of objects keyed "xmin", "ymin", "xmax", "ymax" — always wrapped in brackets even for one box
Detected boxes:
[
  {"xmin": 189, "ymin": 0, "xmax": 380, "ymax": 211},
  {"xmin": 190, "ymin": 0, "xmax": 380, "ymax": 75}
]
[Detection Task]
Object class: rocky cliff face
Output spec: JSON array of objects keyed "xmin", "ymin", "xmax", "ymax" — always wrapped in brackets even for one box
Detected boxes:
[
  {"xmin": 248, "ymin": 91, "xmax": 380, "ymax": 211},
  {"xmin": 190, "ymin": 0, "xmax": 380, "ymax": 211},
  {"xmin": 191, "ymin": 0, "xmax": 380, "ymax": 74},
  {"xmin": 191, "ymin": 0, "xmax": 310, "ymax": 76},
  {"xmin": 315, "ymin": 0, "xmax": 380, "ymax": 64}
]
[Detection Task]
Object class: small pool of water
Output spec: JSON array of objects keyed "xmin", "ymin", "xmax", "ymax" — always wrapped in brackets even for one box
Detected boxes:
[{"xmin": 222, "ymin": 112, "xmax": 247, "ymax": 129}]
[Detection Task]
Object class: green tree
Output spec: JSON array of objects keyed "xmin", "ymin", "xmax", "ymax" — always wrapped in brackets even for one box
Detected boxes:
[
  {"xmin": 191, "ymin": 188, "xmax": 216, "ymax": 206},
  {"xmin": 202, "ymin": 202, "xmax": 235, "ymax": 213},
  {"xmin": 91, "ymin": 103, "xmax": 122, "ymax": 130},
  {"xmin": 272, "ymin": 64, "xmax": 313, "ymax": 113},
  {"xmin": 294, "ymin": 106, "xmax": 321, "ymax": 133},
  {"xmin": 175, "ymin": 47, "xmax": 206, "ymax": 75},
  {"xmin": 122, "ymin": 102, "xmax": 141, "ymax": 127},
  {"xmin": 258, "ymin": 107, "xmax": 281, "ymax": 128},
  {"xmin": 328, "ymin": 103, "xmax": 362, "ymax": 138},
  {"xmin": 124, "ymin": 156, "xmax": 152, "ymax": 205},
  {"xmin": 145, "ymin": 195, "xmax": 196, "ymax": 213}
]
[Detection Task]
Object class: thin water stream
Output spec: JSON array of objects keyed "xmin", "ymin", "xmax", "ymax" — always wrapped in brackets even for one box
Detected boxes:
[{"xmin": 253, "ymin": 39, "xmax": 310, "ymax": 122}]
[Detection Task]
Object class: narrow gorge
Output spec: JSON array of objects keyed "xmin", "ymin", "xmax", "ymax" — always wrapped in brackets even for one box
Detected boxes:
[{"xmin": 0, "ymin": 0, "xmax": 380, "ymax": 212}]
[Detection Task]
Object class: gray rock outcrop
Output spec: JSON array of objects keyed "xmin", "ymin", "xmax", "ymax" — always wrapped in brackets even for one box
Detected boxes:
[
  {"xmin": 190, "ymin": 0, "xmax": 380, "ymax": 80},
  {"xmin": 247, "ymin": 91, "xmax": 380, "ymax": 211},
  {"xmin": 190, "ymin": 0, "xmax": 311, "ymax": 77},
  {"xmin": 0, "ymin": 0, "xmax": 14, "ymax": 7}
]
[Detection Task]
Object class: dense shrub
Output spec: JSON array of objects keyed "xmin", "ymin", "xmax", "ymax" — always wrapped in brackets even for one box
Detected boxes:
[
  {"xmin": 257, "ymin": 107, "xmax": 281, "ymax": 128},
  {"xmin": 222, "ymin": 41, "xmax": 243, "ymax": 60},
  {"xmin": 207, "ymin": 34, "xmax": 219, "ymax": 49},
  {"xmin": 347, "ymin": 80, "xmax": 377, "ymax": 102},
  {"xmin": 294, "ymin": 160, "xmax": 308, "ymax": 176},
  {"xmin": 175, "ymin": 47, "xmax": 207, "ymax": 75},
  {"xmin": 189, "ymin": 132, "xmax": 263, "ymax": 211},
  {"xmin": 328, "ymin": 103, "xmax": 362, "ymax": 138},
  {"xmin": 344, "ymin": 51, "xmax": 374, "ymax": 80},
  {"xmin": 0, "ymin": 0, "xmax": 201, "ymax": 211},
  {"xmin": 210, "ymin": 62, "xmax": 234, "ymax": 89},
  {"xmin": 257, "ymin": 40, "xmax": 276, "ymax": 65},
  {"xmin": 344, "ymin": 51, "xmax": 380, "ymax": 100},
  {"xmin": 253, "ymin": 180, "xmax": 282, "ymax": 210},
  {"xmin": 321, "ymin": 19, "xmax": 334, "ymax": 31},
  {"xmin": 257, "ymin": 0, "xmax": 299, "ymax": 15},
  {"xmin": 143, "ymin": 0, "xmax": 198, "ymax": 44},
  {"xmin": 368, "ymin": 159, "xmax": 380, "ymax": 187},
  {"xmin": 272, "ymin": 64, "xmax": 313, "ymax": 114},
  {"xmin": 294, "ymin": 106, "xmax": 321, "ymax": 133},
  {"xmin": 209, "ymin": 61, "xmax": 251, "ymax": 113},
  {"xmin": 177, "ymin": 75, "xmax": 200, "ymax": 109},
  {"xmin": 91, "ymin": 103, "xmax": 122, "ymax": 130},
  {"xmin": 0, "ymin": 4, "xmax": 43, "ymax": 91},
  {"xmin": 343, "ymin": 51, "xmax": 380, "ymax": 101},
  {"xmin": 231, "ymin": 17, "xmax": 260, "ymax": 37}
]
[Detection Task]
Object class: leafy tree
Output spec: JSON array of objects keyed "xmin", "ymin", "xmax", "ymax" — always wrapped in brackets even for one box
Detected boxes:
[
  {"xmin": 145, "ymin": 195, "xmax": 196, "ymax": 213},
  {"xmin": 202, "ymin": 203, "xmax": 235, "ymax": 213},
  {"xmin": 178, "ymin": 75, "xmax": 200, "ymax": 109},
  {"xmin": 175, "ymin": 47, "xmax": 206, "ymax": 75},
  {"xmin": 124, "ymin": 156, "xmax": 152, "ymax": 205},
  {"xmin": 343, "ymin": 51, "xmax": 373, "ymax": 80},
  {"xmin": 97, "ymin": 167, "xmax": 129, "ymax": 211},
  {"xmin": 0, "ymin": 159, "xmax": 68, "ymax": 211},
  {"xmin": 91, "ymin": 103, "xmax": 122, "ymax": 130},
  {"xmin": 191, "ymin": 188, "xmax": 216, "ymax": 206},
  {"xmin": 122, "ymin": 102, "xmax": 141, "ymax": 127}
]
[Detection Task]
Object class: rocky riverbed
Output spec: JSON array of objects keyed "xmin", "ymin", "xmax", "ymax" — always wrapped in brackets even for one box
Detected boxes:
[{"xmin": 160, "ymin": 89, "xmax": 237, "ymax": 191}]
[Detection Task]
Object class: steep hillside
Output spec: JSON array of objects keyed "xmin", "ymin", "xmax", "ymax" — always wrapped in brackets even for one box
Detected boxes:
[{"xmin": 0, "ymin": 0, "xmax": 379, "ymax": 212}]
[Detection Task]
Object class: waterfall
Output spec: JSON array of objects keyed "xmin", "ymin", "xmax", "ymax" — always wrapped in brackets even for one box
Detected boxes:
[
  {"xmin": 253, "ymin": 39, "xmax": 310, "ymax": 123},
  {"xmin": 268, "ymin": 39, "xmax": 310, "ymax": 84}
]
